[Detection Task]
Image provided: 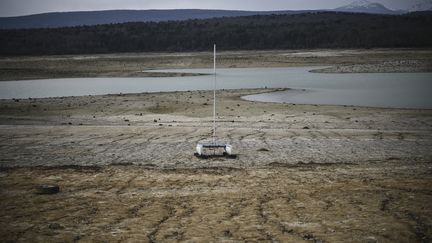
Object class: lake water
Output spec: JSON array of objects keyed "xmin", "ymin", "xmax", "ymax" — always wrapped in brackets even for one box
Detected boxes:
[{"xmin": 0, "ymin": 67, "xmax": 431, "ymax": 109}]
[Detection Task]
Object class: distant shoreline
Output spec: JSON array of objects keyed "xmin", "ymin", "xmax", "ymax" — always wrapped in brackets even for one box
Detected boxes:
[{"xmin": 1, "ymin": 48, "xmax": 431, "ymax": 81}]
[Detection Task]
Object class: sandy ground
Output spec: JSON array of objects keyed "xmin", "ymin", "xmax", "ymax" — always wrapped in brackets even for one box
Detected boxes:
[
  {"xmin": 1, "ymin": 88, "xmax": 432, "ymax": 242},
  {"xmin": 1, "ymin": 48, "xmax": 432, "ymax": 81}
]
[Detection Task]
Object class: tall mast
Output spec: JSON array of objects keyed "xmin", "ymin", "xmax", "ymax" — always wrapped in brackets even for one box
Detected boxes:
[{"xmin": 213, "ymin": 44, "xmax": 216, "ymax": 145}]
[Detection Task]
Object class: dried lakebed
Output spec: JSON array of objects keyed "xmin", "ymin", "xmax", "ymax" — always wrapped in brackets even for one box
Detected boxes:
[{"xmin": 0, "ymin": 88, "xmax": 431, "ymax": 242}]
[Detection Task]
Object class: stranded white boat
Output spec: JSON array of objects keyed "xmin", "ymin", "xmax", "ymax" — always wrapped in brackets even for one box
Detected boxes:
[{"xmin": 195, "ymin": 44, "xmax": 236, "ymax": 159}]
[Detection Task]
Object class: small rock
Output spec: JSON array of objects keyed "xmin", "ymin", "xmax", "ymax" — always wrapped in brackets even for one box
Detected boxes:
[
  {"xmin": 49, "ymin": 223, "xmax": 64, "ymax": 230},
  {"xmin": 257, "ymin": 148, "xmax": 270, "ymax": 152},
  {"xmin": 36, "ymin": 184, "xmax": 60, "ymax": 194},
  {"xmin": 303, "ymin": 126, "xmax": 310, "ymax": 129}
]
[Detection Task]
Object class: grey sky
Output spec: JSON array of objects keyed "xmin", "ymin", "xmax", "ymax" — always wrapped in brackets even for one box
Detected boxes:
[{"xmin": 0, "ymin": 0, "xmax": 421, "ymax": 17}]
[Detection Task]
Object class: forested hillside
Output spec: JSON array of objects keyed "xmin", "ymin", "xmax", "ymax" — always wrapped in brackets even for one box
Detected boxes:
[{"xmin": 1, "ymin": 11, "xmax": 431, "ymax": 55}]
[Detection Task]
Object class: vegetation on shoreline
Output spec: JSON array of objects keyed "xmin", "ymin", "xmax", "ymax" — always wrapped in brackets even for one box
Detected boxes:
[{"xmin": 1, "ymin": 12, "xmax": 432, "ymax": 56}]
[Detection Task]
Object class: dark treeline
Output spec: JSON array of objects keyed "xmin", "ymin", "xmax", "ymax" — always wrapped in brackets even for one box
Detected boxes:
[{"xmin": 1, "ymin": 11, "xmax": 432, "ymax": 55}]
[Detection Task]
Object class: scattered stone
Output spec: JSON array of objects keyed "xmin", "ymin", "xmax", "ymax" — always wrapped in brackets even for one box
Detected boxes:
[
  {"xmin": 257, "ymin": 148, "xmax": 270, "ymax": 152},
  {"xmin": 223, "ymin": 230, "xmax": 233, "ymax": 237},
  {"xmin": 303, "ymin": 126, "xmax": 310, "ymax": 129},
  {"xmin": 49, "ymin": 223, "xmax": 64, "ymax": 230},
  {"xmin": 36, "ymin": 184, "xmax": 60, "ymax": 194}
]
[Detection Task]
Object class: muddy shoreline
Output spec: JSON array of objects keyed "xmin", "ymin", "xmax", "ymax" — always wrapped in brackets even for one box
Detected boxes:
[{"xmin": 1, "ymin": 48, "xmax": 431, "ymax": 81}]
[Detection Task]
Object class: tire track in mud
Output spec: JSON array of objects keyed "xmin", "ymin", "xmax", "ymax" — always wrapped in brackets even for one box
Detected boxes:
[
  {"xmin": 407, "ymin": 211, "xmax": 431, "ymax": 243},
  {"xmin": 147, "ymin": 203, "xmax": 176, "ymax": 243},
  {"xmin": 253, "ymin": 190, "xmax": 323, "ymax": 242},
  {"xmin": 256, "ymin": 195, "xmax": 279, "ymax": 242},
  {"xmin": 116, "ymin": 174, "xmax": 139, "ymax": 195}
]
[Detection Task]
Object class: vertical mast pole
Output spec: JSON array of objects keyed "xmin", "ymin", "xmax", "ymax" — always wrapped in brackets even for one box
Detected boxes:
[{"xmin": 213, "ymin": 44, "xmax": 216, "ymax": 145}]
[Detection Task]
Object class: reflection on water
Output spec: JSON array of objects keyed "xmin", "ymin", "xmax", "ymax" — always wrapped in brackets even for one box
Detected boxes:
[{"xmin": 0, "ymin": 67, "xmax": 431, "ymax": 109}]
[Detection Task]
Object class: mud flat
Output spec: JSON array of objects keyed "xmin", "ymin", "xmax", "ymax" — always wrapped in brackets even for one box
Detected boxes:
[
  {"xmin": 1, "ymin": 88, "xmax": 432, "ymax": 242},
  {"xmin": 1, "ymin": 48, "xmax": 431, "ymax": 81},
  {"xmin": 311, "ymin": 60, "xmax": 432, "ymax": 73}
]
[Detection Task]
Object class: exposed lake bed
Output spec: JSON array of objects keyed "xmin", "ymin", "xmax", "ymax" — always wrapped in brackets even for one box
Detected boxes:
[
  {"xmin": 1, "ymin": 87, "xmax": 432, "ymax": 242},
  {"xmin": 1, "ymin": 49, "xmax": 432, "ymax": 242}
]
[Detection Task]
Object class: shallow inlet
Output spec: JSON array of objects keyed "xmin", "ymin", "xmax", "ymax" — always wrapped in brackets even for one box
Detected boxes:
[{"xmin": 0, "ymin": 67, "xmax": 431, "ymax": 109}]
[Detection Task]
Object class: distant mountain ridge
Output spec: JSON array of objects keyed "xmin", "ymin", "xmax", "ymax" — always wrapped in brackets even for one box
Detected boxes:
[
  {"xmin": 0, "ymin": 9, "xmax": 313, "ymax": 29},
  {"xmin": 333, "ymin": 0, "xmax": 404, "ymax": 15},
  {"xmin": 1, "ymin": 1, "xmax": 430, "ymax": 30},
  {"xmin": 409, "ymin": 0, "xmax": 432, "ymax": 12}
]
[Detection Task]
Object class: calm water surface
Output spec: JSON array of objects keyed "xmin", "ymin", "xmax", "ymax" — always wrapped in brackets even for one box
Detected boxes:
[{"xmin": 0, "ymin": 67, "xmax": 431, "ymax": 108}]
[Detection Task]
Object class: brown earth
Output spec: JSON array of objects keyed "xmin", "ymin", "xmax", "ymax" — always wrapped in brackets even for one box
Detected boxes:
[{"xmin": 1, "ymin": 162, "xmax": 431, "ymax": 242}]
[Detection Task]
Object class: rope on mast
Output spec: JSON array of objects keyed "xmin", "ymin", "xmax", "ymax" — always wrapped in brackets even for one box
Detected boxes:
[{"xmin": 213, "ymin": 44, "xmax": 216, "ymax": 145}]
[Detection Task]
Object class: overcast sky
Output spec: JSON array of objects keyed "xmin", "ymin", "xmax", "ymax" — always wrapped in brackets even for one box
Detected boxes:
[{"xmin": 0, "ymin": 0, "xmax": 422, "ymax": 17}]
